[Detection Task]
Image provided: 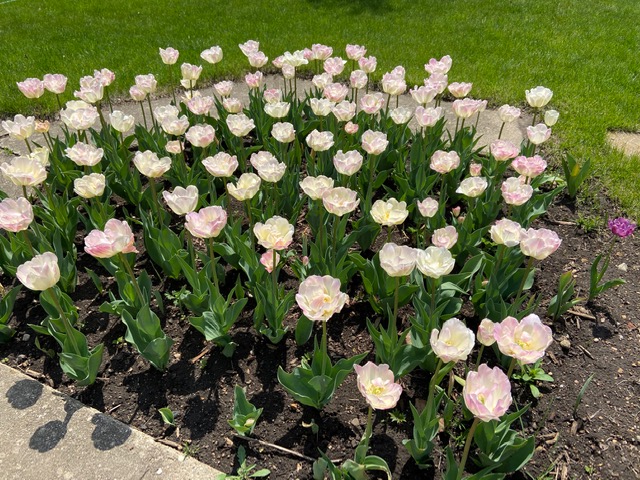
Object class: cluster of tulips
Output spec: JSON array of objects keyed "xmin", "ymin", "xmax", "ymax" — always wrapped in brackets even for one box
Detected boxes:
[{"xmin": 1, "ymin": 40, "xmax": 569, "ymax": 478}]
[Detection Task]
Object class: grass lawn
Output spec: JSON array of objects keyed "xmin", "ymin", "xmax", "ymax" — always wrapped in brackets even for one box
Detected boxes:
[{"xmin": 1, "ymin": 0, "xmax": 639, "ymax": 217}]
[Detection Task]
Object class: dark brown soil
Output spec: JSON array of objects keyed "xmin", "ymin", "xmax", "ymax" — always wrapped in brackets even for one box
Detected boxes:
[{"xmin": 1, "ymin": 195, "xmax": 639, "ymax": 480}]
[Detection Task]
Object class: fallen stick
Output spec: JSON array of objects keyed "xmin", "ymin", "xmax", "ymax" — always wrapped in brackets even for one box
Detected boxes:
[
  {"xmin": 190, "ymin": 344, "xmax": 213, "ymax": 364},
  {"xmin": 567, "ymin": 309, "xmax": 596, "ymax": 320},
  {"xmin": 232, "ymin": 434, "xmax": 342, "ymax": 464},
  {"xmin": 578, "ymin": 345, "xmax": 594, "ymax": 359}
]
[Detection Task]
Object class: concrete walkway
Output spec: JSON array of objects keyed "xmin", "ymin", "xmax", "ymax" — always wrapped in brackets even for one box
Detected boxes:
[{"xmin": 0, "ymin": 363, "xmax": 222, "ymax": 480}]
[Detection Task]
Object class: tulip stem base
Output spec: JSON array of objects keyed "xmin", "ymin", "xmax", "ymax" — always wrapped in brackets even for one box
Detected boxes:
[
  {"xmin": 46, "ymin": 288, "xmax": 81, "ymax": 356},
  {"xmin": 426, "ymin": 358, "xmax": 443, "ymax": 416},
  {"xmin": 457, "ymin": 417, "xmax": 480, "ymax": 480},
  {"xmin": 208, "ymin": 238, "xmax": 219, "ymax": 292},
  {"xmin": 119, "ymin": 253, "xmax": 145, "ymax": 307},
  {"xmin": 506, "ymin": 357, "xmax": 517, "ymax": 378}
]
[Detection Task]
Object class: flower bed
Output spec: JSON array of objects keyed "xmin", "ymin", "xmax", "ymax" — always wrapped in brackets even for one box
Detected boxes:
[{"xmin": 1, "ymin": 41, "xmax": 632, "ymax": 478}]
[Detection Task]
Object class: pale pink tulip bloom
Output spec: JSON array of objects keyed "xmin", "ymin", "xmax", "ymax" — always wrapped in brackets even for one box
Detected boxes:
[
  {"xmin": 494, "ymin": 314, "xmax": 553, "ymax": 364},
  {"xmin": 84, "ymin": 219, "xmax": 138, "ymax": 258},
  {"xmin": 185, "ymin": 206, "xmax": 227, "ymax": 239},
  {"xmin": 17, "ymin": 252, "xmax": 60, "ymax": 291},
  {"xmin": 430, "ymin": 317, "xmax": 475, "ymax": 363},
  {"xmin": 0, "ymin": 197, "xmax": 33, "ymax": 232},
  {"xmin": 519, "ymin": 228, "xmax": 562, "ymax": 260},
  {"xmin": 17, "ymin": 78, "xmax": 44, "ymax": 99},
  {"xmin": 464, "ymin": 364, "xmax": 512, "ymax": 422},
  {"xmin": 296, "ymin": 275, "xmax": 348, "ymax": 321},
  {"xmin": 354, "ymin": 362, "xmax": 403, "ymax": 410}
]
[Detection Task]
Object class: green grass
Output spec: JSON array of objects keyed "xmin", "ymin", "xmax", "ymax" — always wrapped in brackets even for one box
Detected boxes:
[{"xmin": 1, "ymin": 0, "xmax": 639, "ymax": 217}]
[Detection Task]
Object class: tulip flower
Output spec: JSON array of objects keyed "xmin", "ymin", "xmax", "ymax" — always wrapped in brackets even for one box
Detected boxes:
[
  {"xmin": 525, "ymin": 86, "xmax": 553, "ymax": 108},
  {"xmin": 463, "ymin": 364, "xmax": 512, "ymax": 422},
  {"xmin": 544, "ymin": 109, "xmax": 560, "ymax": 127},
  {"xmin": 608, "ymin": 217, "xmax": 636, "ymax": 238},
  {"xmin": 371, "ymin": 198, "xmax": 409, "ymax": 227},
  {"xmin": 490, "ymin": 219, "xmax": 525, "ymax": 247},
  {"xmin": 322, "ymin": 187, "xmax": 359, "ymax": 217},
  {"xmin": 0, "ymin": 197, "xmax": 33, "ymax": 233},
  {"xmin": 519, "ymin": 228, "xmax": 562, "ymax": 260},
  {"xmin": 430, "ymin": 150, "xmax": 460, "ymax": 174},
  {"xmin": 185, "ymin": 124, "xmax": 215, "ymax": 148},
  {"xmin": 223, "ymin": 98, "xmax": 243, "ymax": 113},
  {"xmin": 432, "ymin": 225, "xmax": 458, "ymax": 249},
  {"xmin": 201, "ymin": 46, "xmax": 223, "ymax": 64},
  {"xmin": 512, "ymin": 155, "xmax": 547, "ymax": 179},
  {"xmin": 162, "ymin": 185, "xmax": 198, "ymax": 215},
  {"xmin": 0, "ymin": 157, "xmax": 47, "ymax": 189},
  {"xmin": 133, "ymin": 151, "xmax": 171, "ymax": 178},
  {"xmin": 417, "ymin": 197, "xmax": 439, "ymax": 218},
  {"xmin": 214, "ymin": 80, "xmax": 234, "ymax": 97},
  {"xmin": 17, "ymin": 78, "xmax": 44, "ymax": 99},
  {"xmin": 494, "ymin": 314, "xmax": 553, "ymax": 366},
  {"xmin": 159, "ymin": 47, "xmax": 179, "ymax": 65},
  {"xmin": 65, "ymin": 142, "xmax": 104, "ymax": 167},
  {"xmin": 416, "ymin": 246, "xmax": 455, "ymax": 279},
  {"xmin": 184, "ymin": 206, "xmax": 227, "ymax": 239},
  {"xmin": 301, "ymin": 175, "xmax": 334, "ymax": 201},
  {"xmin": 378, "ymin": 243, "xmax": 417, "ymax": 278},
  {"xmin": 501, "ymin": 177, "xmax": 533, "ymax": 206},
  {"xmin": 430, "ymin": 317, "xmax": 475, "ymax": 363},
  {"xmin": 456, "ymin": 177, "xmax": 488, "ymax": 198},
  {"xmin": 2, "ymin": 114, "xmax": 36, "ymax": 141},
  {"xmin": 227, "ymin": 173, "xmax": 261, "ymax": 201},
  {"xmin": 203, "ymin": 152, "xmax": 238, "ymax": 178},
  {"xmin": 271, "ymin": 122, "xmax": 296, "ymax": 143},
  {"xmin": 84, "ymin": 219, "xmax": 138, "ymax": 259},
  {"xmin": 17, "ymin": 252, "xmax": 60, "ymax": 291},
  {"xmin": 253, "ymin": 216, "xmax": 294, "ymax": 251},
  {"xmin": 333, "ymin": 150, "xmax": 363, "ymax": 176},
  {"xmin": 424, "ymin": 55, "xmax": 452, "ymax": 75},
  {"xmin": 296, "ymin": 275, "xmax": 348, "ymax": 322},
  {"xmin": 43, "ymin": 74, "xmax": 68, "ymax": 95},
  {"xmin": 354, "ymin": 362, "xmax": 403, "ymax": 410},
  {"xmin": 74, "ymin": 173, "xmax": 106, "ymax": 199},
  {"xmin": 264, "ymin": 102, "xmax": 290, "ymax": 119},
  {"xmin": 227, "ymin": 113, "xmax": 255, "ymax": 137}
]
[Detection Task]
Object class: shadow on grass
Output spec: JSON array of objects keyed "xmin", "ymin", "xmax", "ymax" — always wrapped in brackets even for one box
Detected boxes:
[{"xmin": 304, "ymin": 0, "xmax": 393, "ymax": 14}]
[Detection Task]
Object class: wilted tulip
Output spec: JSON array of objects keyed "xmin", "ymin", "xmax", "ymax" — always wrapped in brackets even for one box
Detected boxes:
[
  {"xmin": 162, "ymin": 185, "xmax": 199, "ymax": 215},
  {"xmin": 416, "ymin": 246, "xmax": 455, "ymax": 278},
  {"xmin": 0, "ymin": 197, "xmax": 33, "ymax": 232},
  {"xmin": 184, "ymin": 206, "xmax": 227, "ymax": 238},
  {"xmin": 494, "ymin": 314, "xmax": 553, "ymax": 364},
  {"xmin": 430, "ymin": 317, "xmax": 475, "ymax": 363},
  {"xmin": 354, "ymin": 362, "xmax": 403, "ymax": 410},
  {"xmin": 296, "ymin": 275, "xmax": 348, "ymax": 321},
  {"xmin": 379, "ymin": 243, "xmax": 417, "ymax": 277},
  {"xmin": 17, "ymin": 252, "xmax": 60, "ymax": 291},
  {"xmin": 84, "ymin": 219, "xmax": 138, "ymax": 258},
  {"xmin": 463, "ymin": 364, "xmax": 512, "ymax": 422},
  {"xmin": 74, "ymin": 173, "xmax": 106, "ymax": 199}
]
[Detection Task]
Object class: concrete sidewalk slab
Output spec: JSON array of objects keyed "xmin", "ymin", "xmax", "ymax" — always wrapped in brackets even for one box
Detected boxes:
[{"xmin": 0, "ymin": 363, "xmax": 222, "ymax": 480}]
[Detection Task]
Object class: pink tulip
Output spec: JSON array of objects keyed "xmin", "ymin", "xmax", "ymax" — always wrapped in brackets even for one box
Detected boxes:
[
  {"xmin": 344, "ymin": 122, "xmax": 359, "ymax": 135},
  {"xmin": 490, "ymin": 140, "xmax": 520, "ymax": 161},
  {"xmin": 260, "ymin": 249, "xmax": 281, "ymax": 273},
  {"xmin": 415, "ymin": 106, "xmax": 443, "ymax": 128},
  {"xmin": 238, "ymin": 40, "xmax": 260, "ymax": 56},
  {"xmin": 417, "ymin": 197, "xmax": 439, "ymax": 218},
  {"xmin": 354, "ymin": 362, "xmax": 403, "ymax": 410},
  {"xmin": 94, "ymin": 68, "xmax": 115, "ymax": 87},
  {"xmin": 296, "ymin": 275, "xmax": 348, "ymax": 321},
  {"xmin": 159, "ymin": 47, "xmax": 179, "ymax": 65},
  {"xmin": 214, "ymin": 81, "xmax": 234, "ymax": 97},
  {"xmin": 463, "ymin": 364, "xmax": 512, "ymax": 422},
  {"xmin": 263, "ymin": 88, "xmax": 282, "ymax": 104},
  {"xmin": 184, "ymin": 206, "xmax": 227, "ymax": 239},
  {"xmin": 187, "ymin": 95, "xmax": 214, "ymax": 116},
  {"xmin": 310, "ymin": 44, "xmax": 333, "ymax": 60},
  {"xmin": 0, "ymin": 197, "xmax": 33, "ymax": 232},
  {"xmin": 361, "ymin": 130, "xmax": 388, "ymax": 155},
  {"xmin": 358, "ymin": 56, "xmax": 377, "ymax": 73},
  {"xmin": 476, "ymin": 319, "xmax": 497, "ymax": 346},
  {"xmin": 43, "ymin": 74, "xmax": 67, "ymax": 94},
  {"xmin": 201, "ymin": 46, "xmax": 223, "ymax": 64},
  {"xmin": 84, "ymin": 219, "xmax": 138, "ymax": 258},
  {"xmin": 323, "ymin": 83, "xmax": 349, "ymax": 103},
  {"xmin": 17, "ymin": 78, "xmax": 44, "ymax": 99},
  {"xmin": 511, "ymin": 155, "xmax": 547, "ymax": 178},
  {"xmin": 526, "ymin": 123, "xmax": 552, "ymax": 145},
  {"xmin": 345, "ymin": 44, "xmax": 366, "ymax": 61},
  {"xmin": 202, "ymin": 152, "xmax": 238, "ymax": 177},
  {"xmin": 333, "ymin": 150, "xmax": 363, "ymax": 176},
  {"xmin": 490, "ymin": 219, "xmax": 525, "ymax": 247},
  {"xmin": 432, "ymin": 225, "xmax": 458, "ymax": 249},
  {"xmin": 350, "ymin": 70, "xmax": 368, "ymax": 90},
  {"xmin": 162, "ymin": 185, "xmax": 199, "ymax": 215},
  {"xmin": 430, "ymin": 317, "xmax": 475, "ymax": 363},
  {"xmin": 519, "ymin": 228, "xmax": 562, "ymax": 260},
  {"xmin": 494, "ymin": 314, "xmax": 553, "ymax": 364},
  {"xmin": 410, "ymin": 85, "xmax": 438, "ymax": 105},
  {"xmin": 17, "ymin": 252, "xmax": 60, "ymax": 291},
  {"xmin": 360, "ymin": 93, "xmax": 385, "ymax": 115},
  {"xmin": 430, "ymin": 150, "xmax": 460, "ymax": 174},
  {"xmin": 448, "ymin": 82, "xmax": 473, "ymax": 98},
  {"xmin": 323, "ymin": 57, "xmax": 347, "ymax": 75},
  {"xmin": 501, "ymin": 177, "xmax": 533, "ymax": 206},
  {"xmin": 65, "ymin": 142, "xmax": 104, "ymax": 167},
  {"xmin": 185, "ymin": 124, "xmax": 215, "ymax": 148},
  {"xmin": 424, "ymin": 55, "xmax": 452, "ymax": 75},
  {"xmin": 135, "ymin": 74, "xmax": 157, "ymax": 94},
  {"xmin": 245, "ymin": 71, "xmax": 264, "ymax": 89}
]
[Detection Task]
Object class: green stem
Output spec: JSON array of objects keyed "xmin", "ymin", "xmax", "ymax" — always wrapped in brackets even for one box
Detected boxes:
[
  {"xmin": 46, "ymin": 288, "xmax": 81, "ymax": 355},
  {"xmin": 392, "ymin": 276, "xmax": 399, "ymax": 328},
  {"xmin": 208, "ymin": 237, "xmax": 219, "ymax": 291},
  {"xmin": 22, "ymin": 186, "xmax": 29, "ymax": 200},
  {"xmin": 447, "ymin": 369, "xmax": 455, "ymax": 397},
  {"xmin": 24, "ymin": 139, "xmax": 32, "ymax": 154},
  {"xmin": 514, "ymin": 257, "xmax": 535, "ymax": 302},
  {"xmin": 148, "ymin": 177, "xmax": 162, "ymax": 223},
  {"xmin": 321, "ymin": 320, "xmax": 329, "ymax": 377},
  {"xmin": 360, "ymin": 405, "xmax": 374, "ymax": 460},
  {"xmin": 21, "ymin": 230, "xmax": 36, "ymax": 255},
  {"xmin": 365, "ymin": 153, "xmax": 376, "ymax": 212},
  {"xmin": 271, "ymin": 248, "xmax": 278, "ymax": 302},
  {"xmin": 425, "ymin": 358, "xmax": 443, "ymax": 415},
  {"xmin": 386, "ymin": 226, "xmax": 393, "ymax": 243},
  {"xmin": 457, "ymin": 418, "xmax": 481, "ymax": 480},
  {"xmin": 331, "ymin": 215, "xmax": 339, "ymax": 276},
  {"xmin": 140, "ymin": 101, "xmax": 148, "ymax": 129},
  {"xmin": 245, "ymin": 200, "xmax": 254, "ymax": 248},
  {"xmin": 119, "ymin": 253, "xmax": 145, "ymax": 305},
  {"xmin": 506, "ymin": 357, "xmax": 517, "ymax": 378},
  {"xmin": 498, "ymin": 122, "xmax": 505, "ymax": 140},
  {"xmin": 475, "ymin": 345, "xmax": 485, "ymax": 369}
]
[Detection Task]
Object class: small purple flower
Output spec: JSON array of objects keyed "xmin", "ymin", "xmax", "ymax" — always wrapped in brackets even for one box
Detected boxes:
[{"xmin": 608, "ymin": 217, "xmax": 636, "ymax": 238}]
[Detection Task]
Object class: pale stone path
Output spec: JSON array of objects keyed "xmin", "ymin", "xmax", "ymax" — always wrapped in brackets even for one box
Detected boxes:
[
  {"xmin": 0, "ymin": 75, "xmax": 530, "ymax": 198},
  {"xmin": 0, "ymin": 363, "xmax": 221, "ymax": 480},
  {"xmin": 607, "ymin": 131, "xmax": 640, "ymax": 157}
]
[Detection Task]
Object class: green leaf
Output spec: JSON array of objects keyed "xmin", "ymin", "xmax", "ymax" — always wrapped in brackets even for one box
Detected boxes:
[{"xmin": 158, "ymin": 407, "xmax": 176, "ymax": 426}]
